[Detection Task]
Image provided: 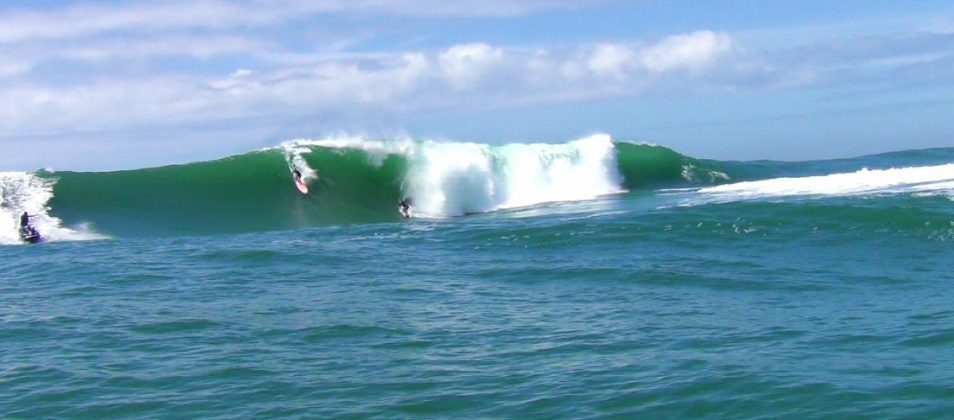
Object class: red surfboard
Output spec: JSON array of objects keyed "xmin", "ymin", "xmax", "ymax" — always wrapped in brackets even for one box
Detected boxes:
[{"xmin": 294, "ymin": 177, "xmax": 309, "ymax": 194}]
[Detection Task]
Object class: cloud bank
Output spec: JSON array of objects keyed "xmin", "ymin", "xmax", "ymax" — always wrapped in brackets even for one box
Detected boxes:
[
  {"xmin": 0, "ymin": 27, "xmax": 744, "ymax": 136},
  {"xmin": 1, "ymin": 1, "xmax": 952, "ymax": 145}
]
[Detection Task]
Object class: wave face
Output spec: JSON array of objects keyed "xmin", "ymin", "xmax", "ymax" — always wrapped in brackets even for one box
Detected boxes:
[
  {"xmin": 45, "ymin": 144, "xmax": 407, "ymax": 237},
  {"xmin": 615, "ymin": 141, "xmax": 728, "ymax": 188},
  {"xmin": 3, "ymin": 134, "xmax": 951, "ymax": 241},
  {"xmin": 4, "ymin": 134, "xmax": 702, "ymax": 238}
]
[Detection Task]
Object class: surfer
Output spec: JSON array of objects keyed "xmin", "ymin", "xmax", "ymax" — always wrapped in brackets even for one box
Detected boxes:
[
  {"xmin": 398, "ymin": 198, "xmax": 412, "ymax": 218},
  {"xmin": 20, "ymin": 212, "xmax": 30, "ymax": 228},
  {"xmin": 291, "ymin": 168, "xmax": 309, "ymax": 194}
]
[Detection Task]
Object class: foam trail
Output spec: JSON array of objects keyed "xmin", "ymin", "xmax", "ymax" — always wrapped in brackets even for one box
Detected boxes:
[
  {"xmin": 1, "ymin": 172, "xmax": 106, "ymax": 245},
  {"xmin": 694, "ymin": 163, "xmax": 954, "ymax": 204}
]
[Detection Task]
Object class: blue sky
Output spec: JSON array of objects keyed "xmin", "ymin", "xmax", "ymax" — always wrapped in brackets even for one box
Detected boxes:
[{"xmin": 1, "ymin": 0, "xmax": 953, "ymax": 170}]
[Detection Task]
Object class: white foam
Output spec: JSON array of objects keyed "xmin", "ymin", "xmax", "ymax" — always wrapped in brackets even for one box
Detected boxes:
[
  {"xmin": 694, "ymin": 163, "xmax": 954, "ymax": 204},
  {"xmin": 405, "ymin": 134, "xmax": 624, "ymax": 217},
  {"xmin": 280, "ymin": 133, "xmax": 626, "ymax": 217},
  {"xmin": 1, "ymin": 171, "xmax": 107, "ymax": 245}
]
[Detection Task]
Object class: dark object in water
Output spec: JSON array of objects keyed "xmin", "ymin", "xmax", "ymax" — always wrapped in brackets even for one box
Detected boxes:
[
  {"xmin": 398, "ymin": 198, "xmax": 412, "ymax": 218},
  {"xmin": 19, "ymin": 225, "xmax": 41, "ymax": 244}
]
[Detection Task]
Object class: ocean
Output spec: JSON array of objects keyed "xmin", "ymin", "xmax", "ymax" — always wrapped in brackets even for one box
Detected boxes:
[{"xmin": 2, "ymin": 134, "xmax": 953, "ymax": 418}]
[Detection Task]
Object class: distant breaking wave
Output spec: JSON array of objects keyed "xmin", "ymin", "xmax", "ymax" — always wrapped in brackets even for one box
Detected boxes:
[
  {"xmin": 696, "ymin": 163, "xmax": 954, "ymax": 203},
  {"xmin": 1, "ymin": 133, "xmax": 950, "ymax": 242}
]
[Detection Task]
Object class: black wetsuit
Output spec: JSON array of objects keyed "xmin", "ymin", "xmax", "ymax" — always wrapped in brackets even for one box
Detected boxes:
[
  {"xmin": 399, "ymin": 199, "xmax": 411, "ymax": 217},
  {"xmin": 20, "ymin": 212, "xmax": 29, "ymax": 229}
]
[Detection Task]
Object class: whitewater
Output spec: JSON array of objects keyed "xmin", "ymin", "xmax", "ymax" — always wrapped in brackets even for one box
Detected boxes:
[
  {"xmin": 697, "ymin": 163, "xmax": 954, "ymax": 202},
  {"xmin": 284, "ymin": 134, "xmax": 625, "ymax": 217}
]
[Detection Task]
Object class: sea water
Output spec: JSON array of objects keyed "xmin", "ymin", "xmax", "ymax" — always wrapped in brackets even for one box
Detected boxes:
[{"xmin": 2, "ymin": 136, "xmax": 953, "ymax": 417}]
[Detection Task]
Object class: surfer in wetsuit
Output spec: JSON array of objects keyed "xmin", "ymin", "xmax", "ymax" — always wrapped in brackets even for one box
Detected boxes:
[
  {"xmin": 292, "ymin": 169, "xmax": 302, "ymax": 182},
  {"xmin": 398, "ymin": 198, "xmax": 412, "ymax": 218},
  {"xmin": 20, "ymin": 212, "xmax": 30, "ymax": 229}
]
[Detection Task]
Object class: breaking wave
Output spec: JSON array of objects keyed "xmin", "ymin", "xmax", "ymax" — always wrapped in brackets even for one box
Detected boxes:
[{"xmin": 2, "ymin": 132, "xmax": 949, "ymax": 241}]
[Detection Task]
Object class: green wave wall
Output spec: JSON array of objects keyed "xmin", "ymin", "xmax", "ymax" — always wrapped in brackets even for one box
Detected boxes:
[
  {"xmin": 48, "ymin": 148, "xmax": 408, "ymax": 236},
  {"xmin": 615, "ymin": 142, "xmax": 728, "ymax": 188},
  {"xmin": 38, "ymin": 142, "xmax": 952, "ymax": 237}
]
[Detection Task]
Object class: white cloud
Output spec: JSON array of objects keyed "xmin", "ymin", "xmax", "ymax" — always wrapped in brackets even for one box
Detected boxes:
[
  {"xmin": 0, "ymin": 0, "xmax": 596, "ymax": 44},
  {"xmin": 439, "ymin": 43, "xmax": 504, "ymax": 88},
  {"xmin": 395, "ymin": 53, "xmax": 432, "ymax": 91},
  {"xmin": 63, "ymin": 34, "xmax": 265, "ymax": 62},
  {"xmin": 2, "ymin": 10, "xmax": 951, "ymax": 148},
  {"xmin": 0, "ymin": 34, "xmax": 270, "ymax": 84},
  {"xmin": 0, "ymin": 1, "xmax": 269, "ymax": 44},
  {"xmin": 588, "ymin": 44, "xmax": 635, "ymax": 80},
  {"xmin": 0, "ymin": 77, "xmax": 207, "ymax": 136},
  {"xmin": 0, "ymin": 33, "xmax": 742, "ymax": 137},
  {"xmin": 640, "ymin": 30, "xmax": 733, "ymax": 74}
]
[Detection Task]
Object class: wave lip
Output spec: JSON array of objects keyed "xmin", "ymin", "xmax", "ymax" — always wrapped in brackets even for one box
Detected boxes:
[{"xmin": 696, "ymin": 163, "xmax": 954, "ymax": 203}]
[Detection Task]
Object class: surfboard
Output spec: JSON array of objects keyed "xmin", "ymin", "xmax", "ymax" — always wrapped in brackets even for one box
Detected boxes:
[{"xmin": 294, "ymin": 177, "xmax": 309, "ymax": 194}]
